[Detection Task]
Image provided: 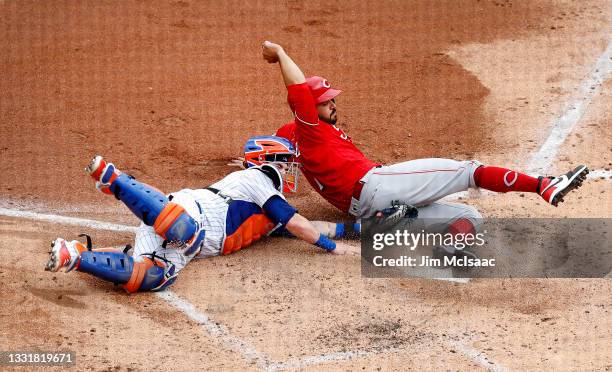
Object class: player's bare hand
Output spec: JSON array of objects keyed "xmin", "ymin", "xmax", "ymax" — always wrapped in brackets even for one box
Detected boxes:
[
  {"xmin": 227, "ymin": 157, "xmax": 246, "ymax": 169},
  {"xmin": 331, "ymin": 241, "xmax": 360, "ymax": 256},
  {"xmin": 262, "ymin": 41, "xmax": 283, "ymax": 63}
]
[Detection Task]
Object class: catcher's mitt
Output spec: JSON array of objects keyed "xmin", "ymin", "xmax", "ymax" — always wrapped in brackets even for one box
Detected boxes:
[{"xmin": 373, "ymin": 200, "xmax": 418, "ymax": 231}]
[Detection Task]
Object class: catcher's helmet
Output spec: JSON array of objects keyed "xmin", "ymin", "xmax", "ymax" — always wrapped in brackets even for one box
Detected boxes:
[{"xmin": 243, "ymin": 136, "xmax": 300, "ymax": 193}]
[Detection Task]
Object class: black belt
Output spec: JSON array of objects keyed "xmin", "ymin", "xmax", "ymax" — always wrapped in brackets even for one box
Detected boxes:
[
  {"xmin": 205, "ymin": 187, "xmax": 221, "ymax": 194},
  {"xmin": 205, "ymin": 187, "xmax": 233, "ymax": 205}
]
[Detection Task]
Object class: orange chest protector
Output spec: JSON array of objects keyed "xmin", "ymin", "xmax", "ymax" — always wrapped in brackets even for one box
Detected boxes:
[
  {"xmin": 221, "ymin": 199, "xmax": 278, "ymax": 255},
  {"xmin": 222, "ymin": 213, "xmax": 276, "ymax": 255}
]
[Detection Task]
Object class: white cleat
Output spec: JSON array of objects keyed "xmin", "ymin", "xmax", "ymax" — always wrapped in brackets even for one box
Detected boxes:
[{"xmin": 538, "ymin": 165, "xmax": 589, "ymax": 206}]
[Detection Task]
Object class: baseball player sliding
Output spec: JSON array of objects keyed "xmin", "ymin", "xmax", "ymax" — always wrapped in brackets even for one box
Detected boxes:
[
  {"xmin": 45, "ymin": 143, "xmax": 357, "ymax": 293},
  {"xmin": 260, "ymin": 41, "xmax": 588, "ymax": 246}
]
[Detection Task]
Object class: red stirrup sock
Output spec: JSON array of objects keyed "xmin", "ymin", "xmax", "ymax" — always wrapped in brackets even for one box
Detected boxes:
[{"xmin": 473, "ymin": 165, "xmax": 540, "ymax": 193}]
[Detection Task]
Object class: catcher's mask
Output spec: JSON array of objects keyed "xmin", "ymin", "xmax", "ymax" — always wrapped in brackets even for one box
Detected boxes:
[{"xmin": 243, "ymin": 135, "xmax": 300, "ymax": 193}]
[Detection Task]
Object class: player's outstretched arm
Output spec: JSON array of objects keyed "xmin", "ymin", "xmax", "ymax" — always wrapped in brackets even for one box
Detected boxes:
[
  {"xmin": 285, "ymin": 214, "xmax": 360, "ymax": 256},
  {"xmin": 262, "ymin": 41, "xmax": 306, "ymax": 87},
  {"xmin": 285, "ymin": 213, "xmax": 319, "ymax": 243}
]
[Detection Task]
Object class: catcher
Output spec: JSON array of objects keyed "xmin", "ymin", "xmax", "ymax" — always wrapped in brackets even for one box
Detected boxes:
[{"xmin": 45, "ymin": 140, "xmax": 357, "ymax": 293}]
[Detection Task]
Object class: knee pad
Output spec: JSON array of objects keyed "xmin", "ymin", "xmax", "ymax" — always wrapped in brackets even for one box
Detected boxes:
[
  {"xmin": 154, "ymin": 203, "xmax": 198, "ymax": 245},
  {"xmin": 77, "ymin": 251, "xmax": 177, "ymax": 293},
  {"xmin": 154, "ymin": 204, "xmax": 205, "ymax": 257}
]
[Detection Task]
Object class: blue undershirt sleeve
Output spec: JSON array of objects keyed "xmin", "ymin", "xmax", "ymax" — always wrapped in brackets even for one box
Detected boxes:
[{"xmin": 262, "ymin": 195, "xmax": 297, "ymax": 226}]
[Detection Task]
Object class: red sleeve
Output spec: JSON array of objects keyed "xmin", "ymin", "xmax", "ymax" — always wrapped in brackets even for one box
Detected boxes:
[
  {"xmin": 287, "ymin": 83, "xmax": 318, "ymax": 126},
  {"xmin": 275, "ymin": 122, "xmax": 297, "ymax": 144},
  {"xmin": 287, "ymin": 82, "xmax": 321, "ymax": 142}
]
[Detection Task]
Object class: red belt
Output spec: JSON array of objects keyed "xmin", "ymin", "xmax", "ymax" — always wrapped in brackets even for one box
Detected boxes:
[{"xmin": 352, "ymin": 180, "xmax": 364, "ymax": 200}]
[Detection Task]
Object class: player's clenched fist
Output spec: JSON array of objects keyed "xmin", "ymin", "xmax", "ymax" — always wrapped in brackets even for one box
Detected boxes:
[{"xmin": 262, "ymin": 40, "xmax": 283, "ymax": 63}]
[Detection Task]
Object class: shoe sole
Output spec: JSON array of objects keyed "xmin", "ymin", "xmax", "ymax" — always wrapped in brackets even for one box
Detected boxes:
[
  {"xmin": 551, "ymin": 165, "xmax": 589, "ymax": 206},
  {"xmin": 45, "ymin": 239, "xmax": 62, "ymax": 272},
  {"xmin": 85, "ymin": 155, "xmax": 103, "ymax": 174},
  {"xmin": 86, "ymin": 155, "xmax": 118, "ymax": 181}
]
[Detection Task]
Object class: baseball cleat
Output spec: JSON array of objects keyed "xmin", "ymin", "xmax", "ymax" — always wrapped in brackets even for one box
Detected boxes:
[
  {"xmin": 538, "ymin": 165, "xmax": 589, "ymax": 206},
  {"xmin": 86, "ymin": 155, "xmax": 106, "ymax": 181},
  {"xmin": 45, "ymin": 238, "xmax": 85, "ymax": 272},
  {"xmin": 85, "ymin": 155, "xmax": 120, "ymax": 194}
]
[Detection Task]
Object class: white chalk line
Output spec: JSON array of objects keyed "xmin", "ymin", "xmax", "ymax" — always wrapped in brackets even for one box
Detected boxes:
[
  {"xmin": 160, "ymin": 289, "xmax": 410, "ymax": 371},
  {"xmin": 0, "ymin": 207, "xmax": 138, "ymax": 233},
  {"xmin": 449, "ymin": 340, "xmax": 509, "ymax": 372},
  {"xmin": 155, "ymin": 290, "xmax": 273, "ymax": 369},
  {"xmin": 587, "ymin": 169, "xmax": 612, "ymax": 180},
  {"xmin": 266, "ymin": 347, "xmax": 405, "ymax": 371},
  {"xmin": 528, "ymin": 42, "xmax": 612, "ymax": 174}
]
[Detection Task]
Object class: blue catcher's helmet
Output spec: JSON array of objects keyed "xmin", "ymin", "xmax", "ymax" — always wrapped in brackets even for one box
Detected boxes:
[{"xmin": 243, "ymin": 136, "xmax": 300, "ymax": 193}]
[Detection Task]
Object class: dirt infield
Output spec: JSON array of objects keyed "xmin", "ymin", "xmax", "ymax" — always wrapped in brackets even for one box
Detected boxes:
[{"xmin": 1, "ymin": 0, "xmax": 611, "ymax": 371}]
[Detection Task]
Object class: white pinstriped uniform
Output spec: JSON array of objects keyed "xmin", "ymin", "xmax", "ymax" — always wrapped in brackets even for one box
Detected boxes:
[{"xmin": 133, "ymin": 168, "xmax": 283, "ymax": 272}]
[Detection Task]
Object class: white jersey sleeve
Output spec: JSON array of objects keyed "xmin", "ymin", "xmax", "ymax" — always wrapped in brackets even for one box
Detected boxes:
[{"xmin": 209, "ymin": 168, "xmax": 283, "ymax": 207}]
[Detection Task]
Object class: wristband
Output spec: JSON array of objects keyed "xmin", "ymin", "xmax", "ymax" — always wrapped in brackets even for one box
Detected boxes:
[
  {"xmin": 335, "ymin": 222, "xmax": 361, "ymax": 239},
  {"xmin": 334, "ymin": 223, "xmax": 345, "ymax": 239},
  {"xmin": 315, "ymin": 234, "xmax": 336, "ymax": 251}
]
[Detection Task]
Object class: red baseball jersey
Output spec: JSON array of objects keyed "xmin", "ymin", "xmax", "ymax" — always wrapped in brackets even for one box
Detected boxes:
[{"xmin": 276, "ymin": 83, "xmax": 378, "ymax": 213}]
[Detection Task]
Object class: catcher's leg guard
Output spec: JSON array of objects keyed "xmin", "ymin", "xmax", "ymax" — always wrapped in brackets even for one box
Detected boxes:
[
  {"xmin": 110, "ymin": 174, "xmax": 204, "ymax": 252},
  {"xmin": 86, "ymin": 156, "xmax": 203, "ymax": 251},
  {"xmin": 86, "ymin": 156, "xmax": 168, "ymax": 225},
  {"xmin": 77, "ymin": 251, "xmax": 177, "ymax": 293},
  {"xmin": 111, "ymin": 173, "xmax": 168, "ymax": 226}
]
